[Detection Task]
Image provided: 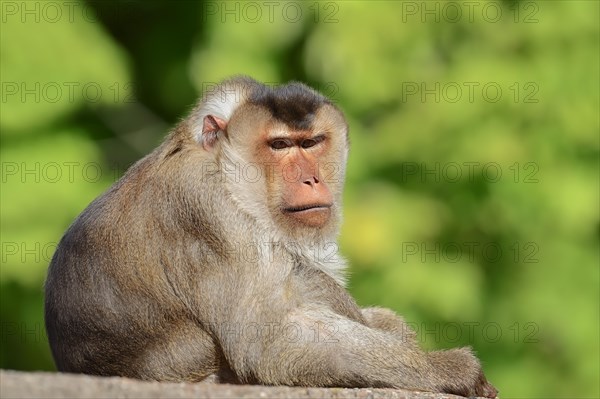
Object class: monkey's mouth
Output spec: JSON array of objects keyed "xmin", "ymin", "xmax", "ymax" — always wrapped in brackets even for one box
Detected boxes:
[
  {"xmin": 282, "ymin": 204, "xmax": 332, "ymax": 227},
  {"xmin": 283, "ymin": 204, "xmax": 332, "ymax": 213}
]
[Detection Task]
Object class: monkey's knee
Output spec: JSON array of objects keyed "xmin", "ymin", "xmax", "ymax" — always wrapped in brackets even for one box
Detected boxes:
[{"xmin": 361, "ymin": 307, "xmax": 417, "ymax": 342}]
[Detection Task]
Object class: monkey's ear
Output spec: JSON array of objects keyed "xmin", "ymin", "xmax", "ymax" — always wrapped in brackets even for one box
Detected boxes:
[{"xmin": 201, "ymin": 115, "xmax": 228, "ymax": 151}]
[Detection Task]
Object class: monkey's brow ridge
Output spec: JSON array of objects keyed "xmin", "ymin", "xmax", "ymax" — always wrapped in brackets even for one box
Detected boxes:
[{"xmin": 249, "ymin": 83, "xmax": 328, "ymax": 131}]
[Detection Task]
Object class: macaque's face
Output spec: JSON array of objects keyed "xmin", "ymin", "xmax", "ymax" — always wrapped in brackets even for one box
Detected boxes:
[{"xmin": 226, "ymin": 100, "xmax": 348, "ymax": 231}]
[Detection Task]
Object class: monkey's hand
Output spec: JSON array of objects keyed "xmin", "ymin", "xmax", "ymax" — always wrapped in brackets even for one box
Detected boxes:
[{"xmin": 428, "ymin": 347, "xmax": 498, "ymax": 398}]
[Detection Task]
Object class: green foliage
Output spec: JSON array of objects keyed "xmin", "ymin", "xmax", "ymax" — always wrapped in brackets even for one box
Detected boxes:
[{"xmin": 1, "ymin": 1, "xmax": 598, "ymax": 398}]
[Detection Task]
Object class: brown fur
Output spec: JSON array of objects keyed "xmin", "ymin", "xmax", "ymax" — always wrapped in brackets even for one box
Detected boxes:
[{"xmin": 45, "ymin": 76, "xmax": 497, "ymax": 398}]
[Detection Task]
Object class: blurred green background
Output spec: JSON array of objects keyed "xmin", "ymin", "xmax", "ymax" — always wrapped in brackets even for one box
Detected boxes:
[{"xmin": 1, "ymin": 1, "xmax": 598, "ymax": 398}]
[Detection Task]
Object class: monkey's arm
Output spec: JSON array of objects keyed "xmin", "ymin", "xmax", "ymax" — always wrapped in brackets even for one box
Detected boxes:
[
  {"xmin": 215, "ymin": 302, "xmax": 496, "ymax": 397},
  {"xmin": 360, "ymin": 307, "xmax": 497, "ymax": 397}
]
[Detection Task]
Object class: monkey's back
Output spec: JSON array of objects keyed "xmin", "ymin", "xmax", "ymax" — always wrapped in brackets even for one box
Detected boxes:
[{"xmin": 44, "ymin": 157, "xmax": 222, "ymax": 381}]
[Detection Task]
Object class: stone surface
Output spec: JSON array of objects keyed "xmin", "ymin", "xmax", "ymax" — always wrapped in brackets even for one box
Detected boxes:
[{"xmin": 0, "ymin": 370, "xmax": 465, "ymax": 399}]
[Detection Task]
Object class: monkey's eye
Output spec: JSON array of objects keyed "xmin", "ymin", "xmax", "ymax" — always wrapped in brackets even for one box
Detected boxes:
[
  {"xmin": 301, "ymin": 135, "xmax": 325, "ymax": 149},
  {"xmin": 270, "ymin": 139, "xmax": 292, "ymax": 150}
]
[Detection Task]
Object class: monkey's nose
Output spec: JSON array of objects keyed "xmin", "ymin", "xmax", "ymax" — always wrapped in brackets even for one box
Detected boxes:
[{"xmin": 303, "ymin": 176, "xmax": 319, "ymax": 187}]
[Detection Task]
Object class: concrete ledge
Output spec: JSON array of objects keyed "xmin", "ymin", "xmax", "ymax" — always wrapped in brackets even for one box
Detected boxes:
[{"xmin": 1, "ymin": 370, "xmax": 464, "ymax": 399}]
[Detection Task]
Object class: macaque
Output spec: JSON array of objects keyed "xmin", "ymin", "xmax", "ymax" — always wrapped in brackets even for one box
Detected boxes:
[{"xmin": 45, "ymin": 76, "xmax": 497, "ymax": 398}]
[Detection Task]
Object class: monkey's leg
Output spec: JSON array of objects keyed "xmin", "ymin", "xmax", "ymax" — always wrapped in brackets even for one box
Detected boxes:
[
  {"xmin": 132, "ymin": 322, "xmax": 221, "ymax": 383},
  {"xmin": 362, "ymin": 307, "xmax": 416, "ymax": 338}
]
